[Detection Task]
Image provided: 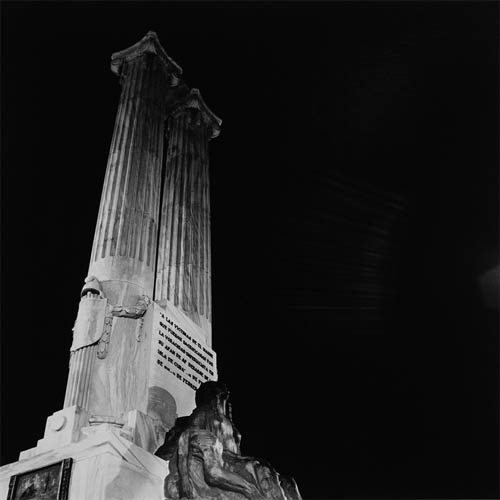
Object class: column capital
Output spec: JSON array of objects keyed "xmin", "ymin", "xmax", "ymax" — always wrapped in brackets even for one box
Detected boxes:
[
  {"xmin": 170, "ymin": 88, "xmax": 222, "ymax": 139},
  {"xmin": 111, "ymin": 31, "xmax": 183, "ymax": 85}
]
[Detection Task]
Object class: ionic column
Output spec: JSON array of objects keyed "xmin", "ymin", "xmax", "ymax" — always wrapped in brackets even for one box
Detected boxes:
[
  {"xmin": 89, "ymin": 31, "xmax": 182, "ymax": 303},
  {"xmin": 65, "ymin": 33, "xmax": 182, "ymax": 420},
  {"xmin": 155, "ymin": 89, "xmax": 221, "ymax": 344}
]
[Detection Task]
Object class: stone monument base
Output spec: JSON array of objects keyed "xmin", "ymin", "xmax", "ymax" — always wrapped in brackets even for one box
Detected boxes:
[{"xmin": 0, "ymin": 410, "xmax": 168, "ymax": 500}]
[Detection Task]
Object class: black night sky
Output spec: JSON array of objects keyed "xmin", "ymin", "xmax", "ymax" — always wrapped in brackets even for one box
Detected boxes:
[{"xmin": 1, "ymin": 2, "xmax": 499, "ymax": 499}]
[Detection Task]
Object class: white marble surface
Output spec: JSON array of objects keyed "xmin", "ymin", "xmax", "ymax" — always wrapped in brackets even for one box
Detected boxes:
[{"xmin": 0, "ymin": 424, "xmax": 168, "ymax": 500}]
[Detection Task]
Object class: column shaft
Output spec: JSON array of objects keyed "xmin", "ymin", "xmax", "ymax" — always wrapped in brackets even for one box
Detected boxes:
[
  {"xmin": 63, "ymin": 345, "xmax": 96, "ymax": 409},
  {"xmin": 89, "ymin": 53, "xmax": 167, "ymax": 299},
  {"xmin": 155, "ymin": 106, "xmax": 212, "ymax": 339}
]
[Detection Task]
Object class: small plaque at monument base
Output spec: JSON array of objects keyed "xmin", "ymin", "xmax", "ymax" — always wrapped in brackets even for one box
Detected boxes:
[
  {"xmin": 7, "ymin": 458, "xmax": 72, "ymax": 500},
  {"xmin": 0, "ymin": 424, "xmax": 167, "ymax": 500}
]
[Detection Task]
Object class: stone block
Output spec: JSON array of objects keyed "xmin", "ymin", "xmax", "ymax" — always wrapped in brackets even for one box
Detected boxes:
[
  {"xmin": 1, "ymin": 424, "xmax": 168, "ymax": 500},
  {"xmin": 19, "ymin": 406, "xmax": 89, "ymax": 460}
]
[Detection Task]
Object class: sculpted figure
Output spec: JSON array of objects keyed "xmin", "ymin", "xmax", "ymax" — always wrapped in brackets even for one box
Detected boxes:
[{"xmin": 156, "ymin": 381, "xmax": 302, "ymax": 500}]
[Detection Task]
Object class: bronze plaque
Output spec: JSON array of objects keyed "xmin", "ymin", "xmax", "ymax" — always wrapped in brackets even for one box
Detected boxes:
[{"xmin": 7, "ymin": 458, "xmax": 72, "ymax": 500}]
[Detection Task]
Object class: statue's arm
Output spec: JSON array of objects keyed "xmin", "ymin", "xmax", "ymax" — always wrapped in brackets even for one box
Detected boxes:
[
  {"xmin": 184, "ymin": 430, "xmax": 264, "ymax": 500},
  {"xmin": 202, "ymin": 458, "xmax": 264, "ymax": 500},
  {"xmin": 222, "ymin": 449, "xmax": 260, "ymax": 470},
  {"xmin": 177, "ymin": 431, "xmax": 194, "ymax": 498}
]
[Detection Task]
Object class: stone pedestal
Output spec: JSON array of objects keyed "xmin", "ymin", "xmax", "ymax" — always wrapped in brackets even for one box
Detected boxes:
[
  {"xmin": 0, "ymin": 295, "xmax": 217, "ymax": 497},
  {"xmin": 0, "ymin": 422, "xmax": 168, "ymax": 500}
]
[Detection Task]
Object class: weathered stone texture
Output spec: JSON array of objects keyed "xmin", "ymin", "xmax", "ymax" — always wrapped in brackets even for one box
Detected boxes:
[
  {"xmin": 89, "ymin": 48, "xmax": 169, "ymax": 298},
  {"xmin": 155, "ymin": 89, "xmax": 220, "ymax": 341}
]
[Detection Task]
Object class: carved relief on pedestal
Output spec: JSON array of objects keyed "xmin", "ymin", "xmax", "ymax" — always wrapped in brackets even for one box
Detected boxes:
[
  {"xmin": 96, "ymin": 314, "xmax": 113, "ymax": 359},
  {"xmin": 64, "ymin": 276, "xmax": 152, "ymax": 411}
]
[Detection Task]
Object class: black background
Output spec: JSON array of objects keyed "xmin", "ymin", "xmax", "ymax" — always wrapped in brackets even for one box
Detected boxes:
[{"xmin": 1, "ymin": 2, "xmax": 499, "ymax": 498}]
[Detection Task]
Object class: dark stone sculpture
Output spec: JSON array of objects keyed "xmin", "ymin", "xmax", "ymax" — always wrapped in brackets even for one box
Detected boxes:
[{"xmin": 156, "ymin": 381, "xmax": 302, "ymax": 500}]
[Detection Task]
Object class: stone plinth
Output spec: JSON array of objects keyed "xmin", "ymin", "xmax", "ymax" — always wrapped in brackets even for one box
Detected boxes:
[
  {"xmin": 38, "ymin": 297, "xmax": 217, "ymax": 461},
  {"xmin": 0, "ymin": 424, "xmax": 168, "ymax": 500},
  {"xmin": 84, "ymin": 300, "xmax": 217, "ymax": 448}
]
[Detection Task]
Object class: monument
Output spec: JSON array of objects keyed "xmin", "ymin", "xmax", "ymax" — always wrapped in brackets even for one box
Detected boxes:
[{"xmin": 0, "ymin": 32, "xmax": 301, "ymax": 500}]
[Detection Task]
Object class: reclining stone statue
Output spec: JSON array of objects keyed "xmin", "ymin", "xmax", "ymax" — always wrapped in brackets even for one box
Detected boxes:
[{"xmin": 156, "ymin": 381, "xmax": 302, "ymax": 500}]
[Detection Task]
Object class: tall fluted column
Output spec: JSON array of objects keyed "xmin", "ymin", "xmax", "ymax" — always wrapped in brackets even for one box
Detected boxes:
[
  {"xmin": 30, "ymin": 33, "xmax": 222, "ymax": 460},
  {"xmin": 155, "ymin": 89, "xmax": 221, "ymax": 344},
  {"xmin": 89, "ymin": 31, "xmax": 182, "ymax": 302},
  {"xmin": 64, "ymin": 32, "xmax": 183, "ymax": 422}
]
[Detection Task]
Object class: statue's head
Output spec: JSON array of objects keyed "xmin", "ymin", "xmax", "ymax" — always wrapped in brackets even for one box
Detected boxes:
[{"xmin": 195, "ymin": 381, "xmax": 229, "ymax": 414}]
